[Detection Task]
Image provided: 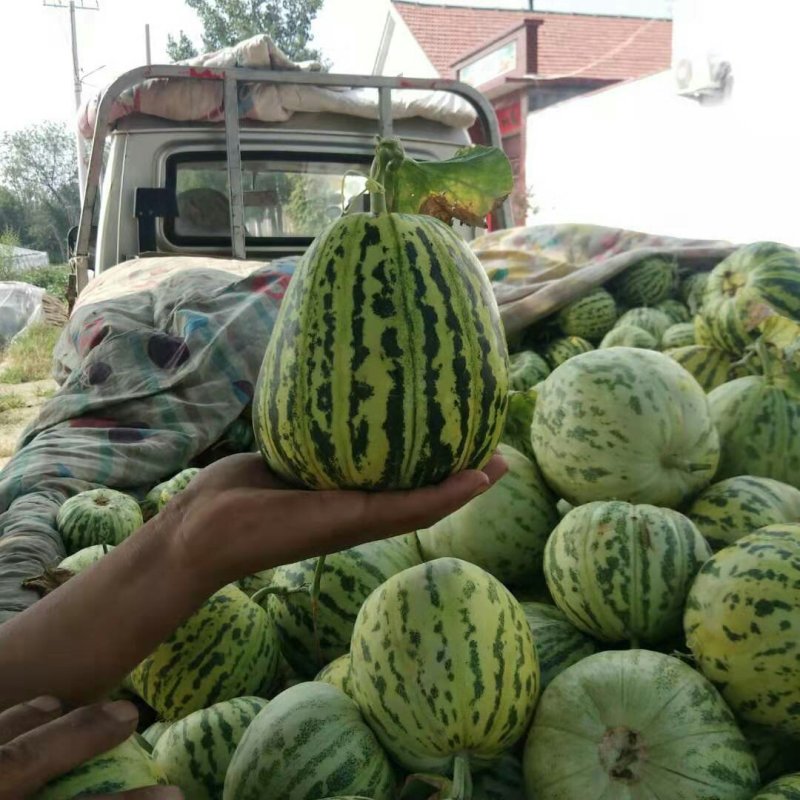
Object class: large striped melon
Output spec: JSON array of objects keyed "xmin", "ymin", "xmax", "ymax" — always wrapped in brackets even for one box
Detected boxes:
[
  {"xmin": 141, "ymin": 467, "xmax": 200, "ymax": 520},
  {"xmin": 709, "ymin": 371, "xmax": 800, "ymax": 487},
  {"xmin": 520, "ymin": 601, "xmax": 598, "ymax": 688},
  {"xmin": 531, "ymin": 348, "xmax": 719, "ymax": 507},
  {"xmin": 697, "ymin": 241, "xmax": 800, "ymax": 353},
  {"xmin": 509, "ymin": 350, "xmax": 550, "ymax": 390},
  {"xmin": 752, "ymin": 774, "xmax": 800, "ymax": 799},
  {"xmin": 685, "ymin": 475, "xmax": 800, "ymax": 550},
  {"xmin": 130, "ymin": 584, "xmax": 279, "ymax": 721},
  {"xmin": 663, "ymin": 345, "xmax": 750, "ymax": 392},
  {"xmin": 34, "ymin": 736, "xmax": 167, "ymax": 800},
  {"xmin": 543, "ymin": 336, "xmax": 593, "ymax": 368},
  {"xmin": 56, "ymin": 489, "xmax": 142, "ymax": 553},
  {"xmin": 254, "ymin": 209, "xmax": 509, "ymax": 490},
  {"xmin": 350, "ymin": 558, "xmax": 539, "ymax": 781},
  {"xmin": 499, "ymin": 388, "xmax": 537, "ymax": 462},
  {"xmin": 609, "ymin": 256, "xmax": 678, "ymax": 306},
  {"xmin": 265, "ymin": 533, "xmax": 421, "ymax": 676},
  {"xmin": 153, "ymin": 696, "xmax": 267, "ymax": 800},
  {"xmin": 556, "ymin": 288, "xmax": 617, "ymax": 341},
  {"xmin": 417, "ymin": 443, "xmax": 558, "ymax": 590},
  {"xmin": 544, "ymin": 501, "xmax": 711, "ymax": 644},
  {"xmin": 661, "ymin": 322, "xmax": 695, "ymax": 349},
  {"xmin": 599, "ymin": 325, "xmax": 657, "ymax": 349},
  {"xmin": 223, "ymin": 682, "xmax": 394, "ymax": 800},
  {"xmin": 684, "ymin": 524, "xmax": 800, "ymax": 735},
  {"xmin": 614, "ymin": 307, "xmax": 673, "ymax": 340},
  {"xmin": 522, "ymin": 649, "xmax": 759, "ymax": 800},
  {"xmin": 315, "ymin": 653, "xmax": 353, "ymax": 698}
]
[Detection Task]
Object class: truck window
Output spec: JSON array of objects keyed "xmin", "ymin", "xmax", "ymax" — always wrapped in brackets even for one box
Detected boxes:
[{"xmin": 165, "ymin": 153, "xmax": 369, "ymax": 245}]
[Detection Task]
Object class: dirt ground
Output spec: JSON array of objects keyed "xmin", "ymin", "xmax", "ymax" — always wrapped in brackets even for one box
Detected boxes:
[{"xmin": 0, "ymin": 379, "xmax": 57, "ymax": 470}]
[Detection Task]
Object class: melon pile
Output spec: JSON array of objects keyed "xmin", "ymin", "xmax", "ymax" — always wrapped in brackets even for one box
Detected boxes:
[{"xmin": 34, "ymin": 239, "xmax": 800, "ymax": 799}]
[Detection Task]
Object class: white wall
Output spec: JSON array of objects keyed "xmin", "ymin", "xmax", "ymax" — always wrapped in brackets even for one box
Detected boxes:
[{"xmin": 525, "ymin": 0, "xmax": 800, "ymax": 245}]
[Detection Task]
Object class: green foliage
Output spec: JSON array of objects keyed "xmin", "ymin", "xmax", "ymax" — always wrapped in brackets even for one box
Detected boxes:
[
  {"xmin": 0, "ymin": 323, "xmax": 61, "ymax": 384},
  {"xmin": 167, "ymin": 0, "xmax": 323, "ymax": 62},
  {"xmin": 0, "ymin": 261, "xmax": 70, "ymax": 302},
  {"xmin": 0, "ymin": 393, "xmax": 25, "ymax": 413}
]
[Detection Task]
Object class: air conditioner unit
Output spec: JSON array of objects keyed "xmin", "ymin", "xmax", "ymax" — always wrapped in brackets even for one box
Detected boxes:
[{"xmin": 674, "ymin": 55, "xmax": 731, "ymax": 97}]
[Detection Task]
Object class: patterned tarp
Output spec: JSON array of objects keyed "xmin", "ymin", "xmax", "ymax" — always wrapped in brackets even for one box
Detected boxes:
[{"xmin": 0, "ymin": 224, "xmax": 738, "ymax": 622}]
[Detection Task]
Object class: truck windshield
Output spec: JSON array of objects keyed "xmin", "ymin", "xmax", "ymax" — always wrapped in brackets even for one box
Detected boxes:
[{"xmin": 165, "ymin": 153, "xmax": 369, "ymax": 243}]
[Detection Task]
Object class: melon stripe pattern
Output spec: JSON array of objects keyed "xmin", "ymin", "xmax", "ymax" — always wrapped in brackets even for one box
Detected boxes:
[
  {"xmin": 254, "ymin": 212, "xmax": 508, "ymax": 490},
  {"xmin": 609, "ymin": 256, "xmax": 677, "ymax": 306},
  {"xmin": 655, "ymin": 298, "xmax": 691, "ymax": 324},
  {"xmin": 57, "ymin": 489, "xmax": 142, "ymax": 552},
  {"xmin": 556, "ymin": 288, "xmax": 617, "ymax": 341},
  {"xmin": 350, "ymin": 558, "xmax": 539, "ymax": 774},
  {"xmin": 684, "ymin": 524, "xmax": 800, "ymax": 736},
  {"xmin": 661, "ymin": 322, "xmax": 695, "ymax": 349},
  {"xmin": 614, "ymin": 307, "xmax": 673, "ymax": 340},
  {"xmin": 752, "ymin": 774, "xmax": 800, "ymax": 799},
  {"xmin": 599, "ymin": 325, "xmax": 656, "ymax": 349},
  {"xmin": 543, "ymin": 336, "xmax": 593, "ymax": 368},
  {"xmin": 315, "ymin": 653, "xmax": 354, "ymax": 698},
  {"xmin": 663, "ymin": 345, "xmax": 750, "ymax": 392}
]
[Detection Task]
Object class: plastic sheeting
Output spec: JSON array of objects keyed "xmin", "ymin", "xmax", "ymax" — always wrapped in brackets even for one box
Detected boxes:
[
  {"xmin": 0, "ymin": 282, "xmax": 45, "ymax": 350},
  {"xmin": 78, "ymin": 34, "xmax": 477, "ymax": 140}
]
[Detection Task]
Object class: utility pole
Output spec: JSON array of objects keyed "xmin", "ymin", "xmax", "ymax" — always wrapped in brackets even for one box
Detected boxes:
[{"xmin": 43, "ymin": 0, "xmax": 99, "ymax": 202}]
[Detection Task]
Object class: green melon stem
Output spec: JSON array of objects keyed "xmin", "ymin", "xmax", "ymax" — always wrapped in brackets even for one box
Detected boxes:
[
  {"xmin": 368, "ymin": 137, "xmax": 405, "ymax": 214},
  {"xmin": 250, "ymin": 583, "xmax": 311, "ymax": 606},
  {"xmin": 661, "ymin": 455, "xmax": 714, "ymax": 473},
  {"xmin": 447, "ymin": 754, "xmax": 473, "ymax": 800},
  {"xmin": 310, "ymin": 554, "xmax": 327, "ymax": 667}
]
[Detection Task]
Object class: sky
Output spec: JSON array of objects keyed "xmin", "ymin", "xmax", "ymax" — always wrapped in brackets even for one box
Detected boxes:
[{"xmin": 0, "ymin": 0, "xmax": 673, "ymax": 133}]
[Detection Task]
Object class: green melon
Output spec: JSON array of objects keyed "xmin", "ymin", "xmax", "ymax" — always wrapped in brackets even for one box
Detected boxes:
[
  {"xmin": 33, "ymin": 736, "xmax": 167, "ymax": 799},
  {"xmin": 752, "ymin": 774, "xmax": 800, "ymax": 799},
  {"xmin": 153, "ymin": 696, "xmax": 267, "ymax": 800},
  {"xmin": 599, "ymin": 324, "xmax": 657, "ymax": 349},
  {"xmin": 315, "ymin": 653, "xmax": 353, "ymax": 698},
  {"xmin": 614, "ymin": 307, "xmax": 673, "ymax": 340},
  {"xmin": 236, "ymin": 567, "xmax": 275, "ymax": 597},
  {"xmin": 531, "ymin": 347, "xmax": 720, "ymax": 507},
  {"xmin": 609, "ymin": 256, "xmax": 678, "ymax": 306},
  {"xmin": 417, "ymin": 443, "xmax": 558, "ymax": 590},
  {"xmin": 223, "ymin": 682, "xmax": 395, "ymax": 800},
  {"xmin": 520, "ymin": 601, "xmax": 598, "ymax": 689},
  {"xmin": 656, "ymin": 298, "xmax": 692, "ymax": 324},
  {"xmin": 265, "ymin": 533, "xmax": 421, "ymax": 676},
  {"xmin": 663, "ymin": 344, "xmax": 751, "ymax": 392},
  {"xmin": 56, "ymin": 489, "xmax": 143, "ymax": 553},
  {"xmin": 680, "ymin": 271, "xmax": 710, "ymax": 314},
  {"xmin": 698, "ymin": 241, "xmax": 800, "ymax": 354},
  {"xmin": 557, "ymin": 288, "xmax": 618, "ymax": 341},
  {"xmin": 254, "ymin": 205, "xmax": 509, "ymax": 490},
  {"xmin": 130, "ymin": 584, "xmax": 279, "ymax": 721},
  {"xmin": 543, "ymin": 336, "xmax": 593, "ymax": 368},
  {"xmin": 141, "ymin": 467, "xmax": 201, "ymax": 520},
  {"xmin": 499, "ymin": 387, "xmax": 537, "ymax": 462},
  {"xmin": 661, "ymin": 322, "xmax": 696, "ymax": 349},
  {"xmin": 141, "ymin": 720, "xmax": 171, "ymax": 750},
  {"xmin": 522, "ymin": 649, "xmax": 759, "ymax": 800},
  {"xmin": 684, "ymin": 524, "xmax": 800, "ymax": 735},
  {"xmin": 685, "ymin": 475, "xmax": 800, "ymax": 550},
  {"xmin": 58, "ymin": 543, "xmax": 113, "ymax": 572},
  {"xmin": 350, "ymin": 558, "xmax": 539, "ymax": 780},
  {"xmin": 509, "ymin": 350, "xmax": 550, "ymax": 391},
  {"xmin": 544, "ymin": 501, "xmax": 711, "ymax": 644}
]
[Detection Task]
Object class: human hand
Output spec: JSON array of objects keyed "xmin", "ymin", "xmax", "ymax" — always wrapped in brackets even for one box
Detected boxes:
[
  {"xmin": 167, "ymin": 452, "xmax": 508, "ymax": 589},
  {"xmin": 0, "ymin": 696, "xmax": 181, "ymax": 800}
]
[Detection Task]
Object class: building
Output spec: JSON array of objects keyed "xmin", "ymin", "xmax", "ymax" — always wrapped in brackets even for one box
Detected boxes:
[{"xmin": 373, "ymin": 1, "xmax": 672, "ymax": 223}]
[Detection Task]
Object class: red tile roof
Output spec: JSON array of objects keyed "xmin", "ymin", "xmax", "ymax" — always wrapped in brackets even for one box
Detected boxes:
[{"xmin": 393, "ymin": 1, "xmax": 672, "ymax": 81}]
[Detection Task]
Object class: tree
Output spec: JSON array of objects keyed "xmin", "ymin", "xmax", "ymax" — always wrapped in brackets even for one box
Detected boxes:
[
  {"xmin": 0, "ymin": 122, "xmax": 80, "ymax": 263},
  {"xmin": 167, "ymin": 0, "xmax": 323, "ymax": 62}
]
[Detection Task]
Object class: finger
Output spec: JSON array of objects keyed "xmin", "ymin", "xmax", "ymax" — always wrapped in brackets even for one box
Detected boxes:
[
  {"xmin": 0, "ymin": 700, "xmax": 139, "ymax": 798},
  {"xmin": 92, "ymin": 787, "xmax": 184, "ymax": 800},
  {"xmin": 479, "ymin": 453, "xmax": 509, "ymax": 487},
  {"xmin": 0, "ymin": 696, "xmax": 62, "ymax": 745}
]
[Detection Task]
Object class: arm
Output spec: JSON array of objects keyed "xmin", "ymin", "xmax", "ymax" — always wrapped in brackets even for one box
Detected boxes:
[{"xmin": 0, "ymin": 453, "xmax": 505, "ymax": 711}]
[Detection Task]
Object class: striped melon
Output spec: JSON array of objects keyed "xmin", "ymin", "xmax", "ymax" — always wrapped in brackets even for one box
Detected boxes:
[
  {"xmin": 153, "ymin": 696, "xmax": 267, "ymax": 800},
  {"xmin": 34, "ymin": 736, "xmax": 167, "ymax": 799},
  {"xmin": 237, "ymin": 567, "xmax": 275, "ymax": 597},
  {"xmin": 129, "ymin": 584, "xmax": 279, "ymax": 721},
  {"xmin": 315, "ymin": 653, "xmax": 353, "ymax": 698},
  {"xmin": 531, "ymin": 348, "xmax": 720, "ymax": 507},
  {"xmin": 522, "ymin": 649, "xmax": 759, "ymax": 800},
  {"xmin": 656, "ymin": 298, "xmax": 691, "ymax": 324},
  {"xmin": 685, "ymin": 524, "xmax": 800, "ymax": 736},
  {"xmin": 685, "ymin": 475, "xmax": 800, "ymax": 550},
  {"xmin": 599, "ymin": 325, "xmax": 657, "ymax": 349},
  {"xmin": 254, "ymin": 208, "xmax": 509, "ymax": 490},
  {"xmin": 141, "ymin": 467, "xmax": 201, "ymax": 520},
  {"xmin": 56, "ymin": 489, "xmax": 142, "ymax": 553},
  {"xmin": 223, "ymin": 682, "xmax": 395, "ymax": 800},
  {"xmin": 499, "ymin": 388, "xmax": 537, "ymax": 462},
  {"xmin": 752, "ymin": 774, "xmax": 800, "ymax": 799},
  {"xmin": 681, "ymin": 271, "xmax": 710, "ymax": 314},
  {"xmin": 740, "ymin": 721, "xmax": 800, "ymax": 784},
  {"xmin": 265, "ymin": 533, "xmax": 421, "ymax": 676},
  {"xmin": 661, "ymin": 322, "xmax": 695, "ymax": 349},
  {"xmin": 556, "ymin": 288, "xmax": 617, "ymax": 341},
  {"xmin": 417, "ymin": 443, "xmax": 558, "ymax": 590},
  {"xmin": 141, "ymin": 721, "xmax": 171, "ymax": 750},
  {"xmin": 509, "ymin": 350, "xmax": 550, "ymax": 390},
  {"xmin": 709, "ymin": 371, "xmax": 800, "ymax": 487},
  {"xmin": 519, "ymin": 601, "xmax": 598, "ymax": 688},
  {"xmin": 663, "ymin": 344, "xmax": 750, "ymax": 392},
  {"xmin": 609, "ymin": 256, "xmax": 678, "ymax": 306},
  {"xmin": 614, "ymin": 307, "xmax": 673, "ymax": 340},
  {"xmin": 58, "ymin": 543, "xmax": 113, "ymax": 572},
  {"xmin": 694, "ymin": 312, "xmax": 716, "ymax": 346},
  {"xmin": 350, "ymin": 558, "xmax": 539, "ymax": 781},
  {"xmin": 543, "ymin": 336, "xmax": 593, "ymax": 368},
  {"xmin": 698, "ymin": 241, "xmax": 800, "ymax": 354},
  {"xmin": 544, "ymin": 501, "xmax": 711, "ymax": 644}
]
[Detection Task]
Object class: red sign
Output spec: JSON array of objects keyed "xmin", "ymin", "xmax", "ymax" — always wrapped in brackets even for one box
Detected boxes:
[{"xmin": 496, "ymin": 101, "xmax": 522, "ymax": 136}]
